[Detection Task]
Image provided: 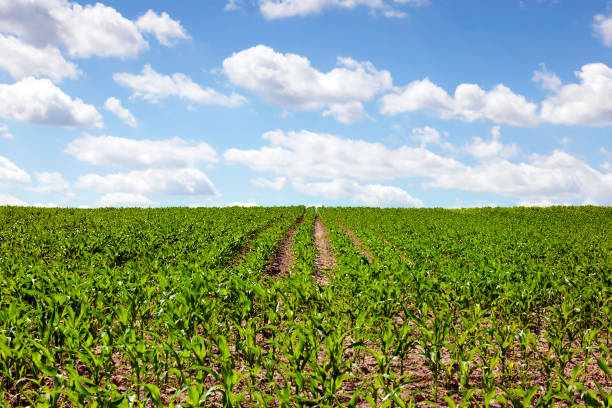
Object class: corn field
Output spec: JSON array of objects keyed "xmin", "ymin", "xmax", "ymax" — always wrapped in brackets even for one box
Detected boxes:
[{"xmin": 0, "ymin": 206, "xmax": 610, "ymax": 407}]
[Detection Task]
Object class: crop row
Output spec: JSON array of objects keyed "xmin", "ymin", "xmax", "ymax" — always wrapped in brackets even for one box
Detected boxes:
[{"xmin": 0, "ymin": 206, "xmax": 610, "ymax": 407}]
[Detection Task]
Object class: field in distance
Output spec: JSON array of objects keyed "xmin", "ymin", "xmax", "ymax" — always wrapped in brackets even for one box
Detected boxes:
[{"xmin": 0, "ymin": 206, "xmax": 610, "ymax": 407}]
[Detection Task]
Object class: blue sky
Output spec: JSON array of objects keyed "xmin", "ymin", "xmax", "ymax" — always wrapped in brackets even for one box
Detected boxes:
[{"xmin": 0, "ymin": 0, "xmax": 611, "ymax": 208}]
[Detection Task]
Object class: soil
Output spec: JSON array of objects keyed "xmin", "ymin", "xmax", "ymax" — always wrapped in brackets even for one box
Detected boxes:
[
  {"xmin": 313, "ymin": 216, "xmax": 336, "ymax": 285},
  {"xmin": 265, "ymin": 218, "xmax": 303, "ymax": 277}
]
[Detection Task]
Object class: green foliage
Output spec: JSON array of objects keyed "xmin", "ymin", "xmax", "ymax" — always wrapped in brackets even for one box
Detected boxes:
[{"xmin": 0, "ymin": 205, "xmax": 610, "ymax": 406}]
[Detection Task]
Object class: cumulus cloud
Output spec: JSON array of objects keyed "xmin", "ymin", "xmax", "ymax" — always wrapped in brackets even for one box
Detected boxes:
[
  {"xmin": 0, "ymin": 156, "xmax": 30, "ymax": 186},
  {"xmin": 251, "ymin": 176, "xmax": 287, "ymax": 190},
  {"xmin": 104, "ymin": 97, "xmax": 137, "ymax": 128},
  {"xmin": 593, "ymin": 13, "xmax": 612, "ymax": 46},
  {"xmin": 33, "ymin": 202, "xmax": 61, "ymax": 208},
  {"xmin": 532, "ymin": 63, "xmax": 561, "ymax": 91},
  {"xmin": 96, "ymin": 192, "xmax": 152, "ymax": 207},
  {"xmin": 0, "ymin": 123, "xmax": 13, "ymax": 139},
  {"xmin": 135, "ymin": 10, "xmax": 189, "ymax": 46},
  {"xmin": 322, "ymin": 102, "xmax": 369, "ymax": 124},
  {"xmin": 256, "ymin": 0, "xmax": 427, "ymax": 19},
  {"xmin": 29, "ymin": 171, "xmax": 73, "ymax": 197},
  {"xmin": 381, "ymin": 78, "xmax": 540, "ymax": 126},
  {"xmin": 0, "ymin": 193, "xmax": 28, "ymax": 206},
  {"xmin": 225, "ymin": 127, "xmax": 612, "ymax": 205},
  {"xmin": 540, "ymin": 63, "xmax": 612, "ymax": 126},
  {"xmin": 223, "ymin": 45, "xmax": 391, "ymax": 122},
  {"xmin": 68, "ymin": 134, "xmax": 219, "ymax": 200},
  {"xmin": 0, "ymin": 0, "xmax": 190, "ymax": 61},
  {"xmin": 225, "ymin": 0, "xmax": 243, "ymax": 11},
  {"xmin": 465, "ymin": 126, "xmax": 518, "ymax": 160},
  {"xmin": 517, "ymin": 199, "xmax": 566, "ymax": 207},
  {"xmin": 0, "ymin": 77, "xmax": 103, "ymax": 128},
  {"xmin": 65, "ymin": 134, "xmax": 218, "ymax": 170},
  {"xmin": 77, "ymin": 168, "xmax": 217, "ymax": 196},
  {"xmin": 428, "ymin": 150, "xmax": 612, "ymax": 205},
  {"xmin": 228, "ymin": 201, "xmax": 259, "ymax": 207},
  {"xmin": 224, "ymin": 129, "xmax": 462, "ymax": 180},
  {"xmin": 0, "ymin": 34, "xmax": 79, "ymax": 82},
  {"xmin": 383, "ymin": 62, "xmax": 612, "ymax": 127},
  {"xmin": 410, "ymin": 126, "xmax": 440, "ymax": 147},
  {"xmin": 0, "ymin": 0, "xmax": 148, "ymax": 58},
  {"xmin": 293, "ymin": 178, "xmax": 423, "ymax": 207},
  {"xmin": 114, "ymin": 64, "xmax": 247, "ymax": 107},
  {"xmin": 394, "ymin": 0, "xmax": 430, "ymax": 5}
]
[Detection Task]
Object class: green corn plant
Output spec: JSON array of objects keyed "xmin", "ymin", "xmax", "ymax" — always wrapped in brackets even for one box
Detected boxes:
[
  {"xmin": 414, "ymin": 303, "xmax": 450, "ymax": 396},
  {"xmin": 307, "ymin": 324, "xmax": 353, "ymax": 405},
  {"xmin": 204, "ymin": 334, "xmax": 245, "ymax": 408}
]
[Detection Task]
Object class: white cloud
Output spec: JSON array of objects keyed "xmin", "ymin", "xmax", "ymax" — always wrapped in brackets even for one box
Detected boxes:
[
  {"xmin": 68, "ymin": 134, "xmax": 219, "ymax": 201},
  {"xmin": 0, "ymin": 0, "xmax": 148, "ymax": 58},
  {"xmin": 322, "ymin": 102, "xmax": 369, "ymax": 123},
  {"xmin": 380, "ymin": 78, "xmax": 452, "ymax": 115},
  {"xmin": 53, "ymin": 2, "xmax": 147, "ymax": 58},
  {"xmin": 0, "ymin": 123, "xmax": 13, "ymax": 139},
  {"xmin": 0, "ymin": 77, "xmax": 103, "ymax": 128},
  {"xmin": 225, "ymin": 0, "xmax": 243, "ymax": 11},
  {"xmin": 104, "ymin": 97, "xmax": 137, "ymax": 128},
  {"xmin": 0, "ymin": 156, "xmax": 30, "ymax": 186},
  {"xmin": 394, "ymin": 0, "xmax": 430, "ymax": 5},
  {"xmin": 593, "ymin": 14, "xmax": 612, "ymax": 47},
  {"xmin": 540, "ymin": 63, "xmax": 612, "ymax": 126},
  {"xmin": 0, "ymin": 193, "xmax": 27, "ymax": 206},
  {"xmin": 30, "ymin": 171, "xmax": 73, "ymax": 197},
  {"xmin": 532, "ymin": 63, "xmax": 561, "ymax": 91},
  {"xmin": 257, "ymin": 0, "xmax": 427, "ymax": 19},
  {"xmin": 225, "ymin": 127, "xmax": 612, "ymax": 205},
  {"xmin": 33, "ymin": 202, "xmax": 61, "ymax": 208},
  {"xmin": 411, "ymin": 126, "xmax": 440, "ymax": 146},
  {"xmin": 293, "ymin": 178, "xmax": 423, "ymax": 207},
  {"xmin": 65, "ymin": 134, "xmax": 218, "ymax": 170},
  {"xmin": 517, "ymin": 199, "xmax": 566, "ymax": 207},
  {"xmin": 114, "ymin": 65, "xmax": 247, "ymax": 107},
  {"xmin": 96, "ymin": 192, "xmax": 152, "ymax": 207},
  {"xmin": 259, "ymin": 0, "xmax": 383, "ymax": 19},
  {"xmin": 77, "ymin": 168, "xmax": 217, "ymax": 196},
  {"xmin": 428, "ymin": 150, "xmax": 612, "ymax": 205},
  {"xmin": 251, "ymin": 176, "xmax": 287, "ymax": 190},
  {"xmin": 135, "ymin": 10, "xmax": 189, "ymax": 46},
  {"xmin": 223, "ymin": 45, "xmax": 391, "ymax": 122},
  {"xmin": 490, "ymin": 125, "xmax": 501, "ymax": 138},
  {"xmin": 224, "ymin": 129, "xmax": 462, "ymax": 180},
  {"xmin": 380, "ymin": 79, "xmax": 540, "ymax": 126},
  {"xmin": 228, "ymin": 201, "xmax": 259, "ymax": 207},
  {"xmin": 0, "ymin": 34, "xmax": 79, "ymax": 82},
  {"xmin": 465, "ymin": 127, "xmax": 518, "ymax": 160}
]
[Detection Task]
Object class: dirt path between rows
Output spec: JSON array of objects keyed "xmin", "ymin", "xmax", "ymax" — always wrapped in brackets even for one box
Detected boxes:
[
  {"xmin": 265, "ymin": 218, "xmax": 303, "ymax": 277},
  {"xmin": 313, "ymin": 216, "xmax": 336, "ymax": 285},
  {"xmin": 337, "ymin": 222, "xmax": 374, "ymax": 263}
]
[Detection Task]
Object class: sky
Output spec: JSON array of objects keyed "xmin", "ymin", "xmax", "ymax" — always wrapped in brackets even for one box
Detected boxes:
[{"xmin": 0, "ymin": 0, "xmax": 611, "ymax": 208}]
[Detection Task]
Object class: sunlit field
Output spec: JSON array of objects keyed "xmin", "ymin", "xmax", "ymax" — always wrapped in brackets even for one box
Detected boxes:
[{"xmin": 1, "ymin": 206, "xmax": 610, "ymax": 407}]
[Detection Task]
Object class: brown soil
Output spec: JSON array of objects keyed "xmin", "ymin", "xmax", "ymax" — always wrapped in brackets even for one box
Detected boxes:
[
  {"xmin": 337, "ymin": 222, "xmax": 373, "ymax": 263},
  {"xmin": 313, "ymin": 216, "xmax": 336, "ymax": 285},
  {"xmin": 265, "ymin": 218, "xmax": 303, "ymax": 277}
]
